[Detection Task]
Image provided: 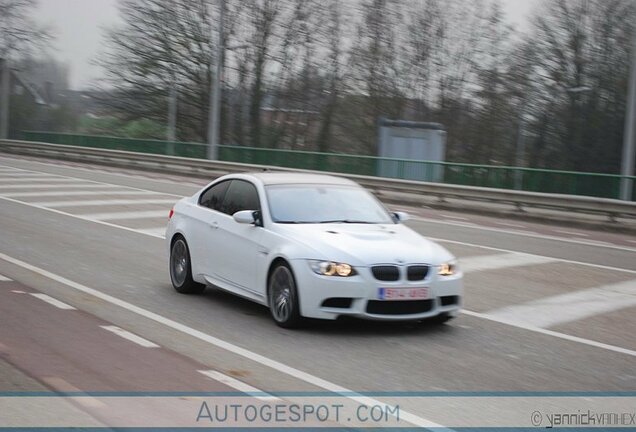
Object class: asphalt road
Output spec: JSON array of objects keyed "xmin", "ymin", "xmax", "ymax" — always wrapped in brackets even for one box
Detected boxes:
[{"xmin": 1, "ymin": 154, "xmax": 635, "ymax": 428}]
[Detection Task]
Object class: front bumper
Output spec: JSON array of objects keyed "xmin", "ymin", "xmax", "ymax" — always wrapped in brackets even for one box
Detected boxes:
[{"xmin": 290, "ymin": 260, "xmax": 463, "ymax": 321}]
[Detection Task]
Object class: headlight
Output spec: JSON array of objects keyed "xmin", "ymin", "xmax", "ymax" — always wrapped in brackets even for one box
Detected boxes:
[
  {"xmin": 309, "ymin": 261, "xmax": 356, "ymax": 277},
  {"xmin": 438, "ymin": 261, "xmax": 458, "ymax": 276}
]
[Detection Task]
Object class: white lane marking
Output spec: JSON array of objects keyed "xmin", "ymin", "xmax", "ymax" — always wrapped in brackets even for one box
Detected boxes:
[
  {"xmin": 488, "ymin": 280, "xmax": 636, "ymax": 328},
  {"xmin": 83, "ymin": 210, "xmax": 169, "ymax": 221},
  {"xmin": 100, "ymin": 325, "xmax": 160, "ymax": 348},
  {"xmin": 554, "ymin": 230, "xmax": 590, "ymax": 237},
  {"xmin": 460, "ymin": 253, "xmax": 558, "ymax": 273},
  {"xmin": 11, "ymin": 290, "xmax": 26, "ymax": 294},
  {"xmin": 441, "ymin": 214, "xmax": 468, "ymax": 221},
  {"xmin": 199, "ymin": 370, "xmax": 280, "ymax": 401},
  {"xmin": 35, "ymin": 198, "xmax": 178, "ymax": 208},
  {"xmin": 428, "ymin": 236, "xmax": 636, "ymax": 275},
  {"xmin": 0, "ymin": 252, "xmax": 441, "ymax": 429},
  {"xmin": 136, "ymin": 228, "xmax": 167, "ymax": 237},
  {"xmin": 30, "ymin": 293, "xmax": 77, "ymax": 310},
  {"xmin": 462, "ymin": 310, "xmax": 636, "ymax": 357},
  {"xmin": 0, "ymin": 195, "xmax": 166, "ymax": 238},
  {"xmin": 493, "ymin": 222, "xmax": 527, "ymax": 228},
  {"xmin": 0, "ymin": 183, "xmax": 122, "ymax": 190},
  {"xmin": 0, "ymin": 160, "xmax": 185, "ymax": 197},
  {"xmin": 2, "ymin": 190, "xmax": 158, "ymax": 198},
  {"xmin": 0, "ymin": 274, "xmax": 12, "ymax": 281},
  {"xmin": 0, "ymin": 177, "xmax": 82, "ymax": 183},
  {"xmin": 414, "ymin": 217, "xmax": 635, "ymax": 253},
  {"xmin": 1, "ymin": 192, "xmax": 634, "ymax": 281}
]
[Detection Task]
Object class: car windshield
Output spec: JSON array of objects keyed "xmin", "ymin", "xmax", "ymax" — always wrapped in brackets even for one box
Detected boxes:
[{"xmin": 266, "ymin": 184, "xmax": 394, "ymax": 224}]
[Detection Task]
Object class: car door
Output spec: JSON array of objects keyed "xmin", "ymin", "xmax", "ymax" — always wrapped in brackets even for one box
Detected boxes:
[
  {"xmin": 187, "ymin": 180, "xmax": 231, "ymax": 279},
  {"xmin": 208, "ymin": 179, "xmax": 265, "ymax": 297}
]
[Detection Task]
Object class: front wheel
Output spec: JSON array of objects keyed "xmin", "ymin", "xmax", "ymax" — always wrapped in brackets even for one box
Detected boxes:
[
  {"xmin": 268, "ymin": 263, "xmax": 302, "ymax": 328},
  {"xmin": 170, "ymin": 237, "xmax": 205, "ymax": 295}
]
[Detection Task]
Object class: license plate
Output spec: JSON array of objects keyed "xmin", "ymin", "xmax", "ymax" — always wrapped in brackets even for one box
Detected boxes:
[{"xmin": 378, "ymin": 287, "xmax": 429, "ymax": 301}]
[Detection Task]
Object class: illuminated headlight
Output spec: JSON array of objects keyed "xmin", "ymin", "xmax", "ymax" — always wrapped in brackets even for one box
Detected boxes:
[
  {"xmin": 309, "ymin": 261, "xmax": 356, "ymax": 277},
  {"xmin": 438, "ymin": 261, "xmax": 458, "ymax": 277}
]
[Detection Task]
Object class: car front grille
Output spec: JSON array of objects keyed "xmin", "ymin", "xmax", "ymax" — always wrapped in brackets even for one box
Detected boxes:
[
  {"xmin": 366, "ymin": 300, "xmax": 434, "ymax": 315},
  {"xmin": 407, "ymin": 265, "xmax": 429, "ymax": 281},
  {"xmin": 321, "ymin": 298, "xmax": 353, "ymax": 309},
  {"xmin": 371, "ymin": 266, "xmax": 400, "ymax": 281}
]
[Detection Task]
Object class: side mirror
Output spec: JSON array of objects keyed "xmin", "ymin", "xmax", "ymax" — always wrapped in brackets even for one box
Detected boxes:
[
  {"xmin": 233, "ymin": 210, "xmax": 257, "ymax": 225},
  {"xmin": 393, "ymin": 211, "xmax": 410, "ymax": 223}
]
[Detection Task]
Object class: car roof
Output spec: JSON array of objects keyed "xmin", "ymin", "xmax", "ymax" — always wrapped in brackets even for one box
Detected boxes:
[{"xmin": 245, "ymin": 172, "xmax": 359, "ymax": 187}]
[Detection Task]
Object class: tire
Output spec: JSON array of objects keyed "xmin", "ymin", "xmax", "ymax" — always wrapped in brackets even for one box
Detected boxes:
[
  {"xmin": 268, "ymin": 263, "xmax": 302, "ymax": 328},
  {"xmin": 170, "ymin": 236, "xmax": 205, "ymax": 295}
]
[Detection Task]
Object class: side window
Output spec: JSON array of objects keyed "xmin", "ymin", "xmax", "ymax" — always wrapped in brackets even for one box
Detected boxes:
[
  {"xmin": 199, "ymin": 180, "xmax": 231, "ymax": 211},
  {"xmin": 219, "ymin": 180, "xmax": 260, "ymax": 216}
]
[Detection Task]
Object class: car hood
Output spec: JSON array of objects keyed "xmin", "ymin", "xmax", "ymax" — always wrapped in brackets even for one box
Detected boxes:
[{"xmin": 276, "ymin": 223, "xmax": 454, "ymax": 266}]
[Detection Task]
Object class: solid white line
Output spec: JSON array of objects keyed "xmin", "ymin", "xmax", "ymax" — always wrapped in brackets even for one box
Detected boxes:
[
  {"xmin": 30, "ymin": 293, "xmax": 77, "ymax": 310},
  {"xmin": 0, "ymin": 252, "xmax": 440, "ymax": 429},
  {"xmin": 1, "ymin": 190, "xmax": 158, "ymax": 198},
  {"xmin": 198, "ymin": 370, "xmax": 280, "ymax": 401},
  {"xmin": 136, "ymin": 228, "xmax": 167, "ymax": 237},
  {"xmin": 441, "ymin": 214, "xmax": 468, "ymax": 221},
  {"xmin": 414, "ymin": 217, "xmax": 636, "ymax": 253},
  {"xmin": 487, "ymin": 280, "xmax": 636, "ymax": 328},
  {"xmin": 100, "ymin": 325, "xmax": 160, "ymax": 348},
  {"xmin": 462, "ymin": 310, "xmax": 636, "ymax": 357},
  {"xmin": 0, "ymin": 274, "xmax": 11, "ymax": 281},
  {"xmin": 428, "ymin": 236, "xmax": 636, "ymax": 275},
  {"xmin": 83, "ymin": 210, "xmax": 169, "ymax": 221},
  {"xmin": 0, "ymin": 177, "xmax": 81, "ymax": 183},
  {"xmin": 35, "ymin": 198, "xmax": 177, "ymax": 208},
  {"xmin": 493, "ymin": 222, "xmax": 527, "ymax": 228},
  {"xmin": 0, "ymin": 184, "xmax": 122, "ymax": 190},
  {"xmin": 554, "ymin": 230, "xmax": 590, "ymax": 238},
  {"xmin": 460, "ymin": 253, "xmax": 558, "ymax": 273}
]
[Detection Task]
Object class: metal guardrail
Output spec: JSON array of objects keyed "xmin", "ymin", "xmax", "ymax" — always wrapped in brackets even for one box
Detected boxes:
[
  {"xmin": 21, "ymin": 131, "xmax": 636, "ymax": 201},
  {"xmin": 1, "ymin": 139, "xmax": 636, "ymax": 222}
]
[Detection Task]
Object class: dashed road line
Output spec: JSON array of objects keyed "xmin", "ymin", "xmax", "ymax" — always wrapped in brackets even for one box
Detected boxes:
[
  {"xmin": 0, "ymin": 252, "xmax": 442, "ymax": 429},
  {"xmin": 30, "ymin": 293, "xmax": 77, "ymax": 310},
  {"xmin": 199, "ymin": 370, "xmax": 279, "ymax": 401},
  {"xmin": 0, "ymin": 274, "xmax": 12, "ymax": 281},
  {"xmin": 11, "ymin": 290, "xmax": 26, "ymax": 294},
  {"xmin": 100, "ymin": 325, "xmax": 160, "ymax": 348}
]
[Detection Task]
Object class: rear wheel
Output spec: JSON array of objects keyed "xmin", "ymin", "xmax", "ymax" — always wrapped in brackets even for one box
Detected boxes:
[
  {"xmin": 268, "ymin": 263, "xmax": 302, "ymax": 328},
  {"xmin": 170, "ymin": 237, "xmax": 205, "ymax": 294}
]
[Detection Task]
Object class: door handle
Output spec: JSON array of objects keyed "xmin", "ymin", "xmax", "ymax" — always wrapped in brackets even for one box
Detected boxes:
[{"xmin": 210, "ymin": 221, "xmax": 219, "ymax": 230}]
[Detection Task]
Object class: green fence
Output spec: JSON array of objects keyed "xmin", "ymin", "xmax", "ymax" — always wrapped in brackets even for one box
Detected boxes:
[{"xmin": 20, "ymin": 131, "xmax": 636, "ymax": 201}]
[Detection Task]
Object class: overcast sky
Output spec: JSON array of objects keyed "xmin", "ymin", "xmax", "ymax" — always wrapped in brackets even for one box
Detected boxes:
[{"xmin": 33, "ymin": 0, "xmax": 537, "ymax": 90}]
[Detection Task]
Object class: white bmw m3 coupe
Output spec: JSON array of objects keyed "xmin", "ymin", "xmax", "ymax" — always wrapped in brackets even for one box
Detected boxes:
[{"xmin": 166, "ymin": 172, "xmax": 463, "ymax": 328}]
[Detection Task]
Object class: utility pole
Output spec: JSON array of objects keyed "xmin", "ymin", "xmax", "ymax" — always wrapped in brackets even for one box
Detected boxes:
[
  {"xmin": 207, "ymin": 0, "xmax": 225, "ymax": 160},
  {"xmin": 0, "ymin": 58, "xmax": 9, "ymax": 139},
  {"xmin": 620, "ymin": 26, "xmax": 636, "ymax": 201}
]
